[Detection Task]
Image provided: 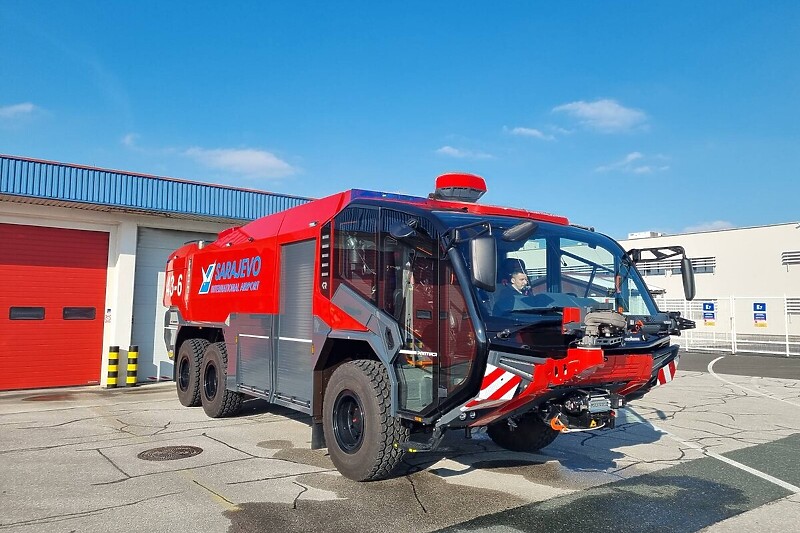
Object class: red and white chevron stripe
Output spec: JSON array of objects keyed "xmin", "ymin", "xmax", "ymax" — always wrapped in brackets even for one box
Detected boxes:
[
  {"xmin": 657, "ymin": 357, "xmax": 679, "ymax": 386},
  {"xmin": 462, "ymin": 364, "xmax": 522, "ymax": 411}
]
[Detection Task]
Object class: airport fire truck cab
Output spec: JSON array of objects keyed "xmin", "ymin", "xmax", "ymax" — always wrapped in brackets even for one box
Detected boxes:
[{"xmin": 163, "ymin": 173, "xmax": 696, "ymax": 481}]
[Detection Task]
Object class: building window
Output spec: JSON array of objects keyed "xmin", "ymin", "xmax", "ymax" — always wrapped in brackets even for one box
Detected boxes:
[
  {"xmin": 641, "ymin": 256, "xmax": 716, "ymax": 276},
  {"xmin": 63, "ymin": 307, "xmax": 96, "ymax": 320},
  {"xmin": 9, "ymin": 307, "xmax": 45, "ymax": 320},
  {"xmin": 782, "ymin": 251, "xmax": 800, "ymax": 266}
]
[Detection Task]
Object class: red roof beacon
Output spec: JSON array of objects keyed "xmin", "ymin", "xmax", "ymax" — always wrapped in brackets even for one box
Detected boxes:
[{"xmin": 432, "ymin": 172, "xmax": 487, "ymax": 202}]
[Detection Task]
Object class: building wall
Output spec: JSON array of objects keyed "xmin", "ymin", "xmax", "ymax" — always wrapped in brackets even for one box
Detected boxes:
[
  {"xmin": 0, "ymin": 199, "xmax": 231, "ymax": 387},
  {"xmin": 620, "ymin": 223, "xmax": 800, "ymax": 347},
  {"xmin": 619, "ymin": 223, "xmax": 800, "ymax": 300}
]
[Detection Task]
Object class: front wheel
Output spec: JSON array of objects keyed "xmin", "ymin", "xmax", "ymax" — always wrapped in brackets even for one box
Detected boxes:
[
  {"xmin": 322, "ymin": 360, "xmax": 409, "ymax": 481},
  {"xmin": 487, "ymin": 413, "xmax": 560, "ymax": 453},
  {"xmin": 200, "ymin": 342, "xmax": 242, "ymax": 418}
]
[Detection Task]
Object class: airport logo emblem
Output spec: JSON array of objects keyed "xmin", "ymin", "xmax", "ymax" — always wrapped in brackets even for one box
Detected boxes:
[{"xmin": 198, "ymin": 263, "xmax": 216, "ymax": 294}]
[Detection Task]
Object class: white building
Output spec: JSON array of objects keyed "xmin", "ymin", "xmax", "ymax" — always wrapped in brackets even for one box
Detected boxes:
[
  {"xmin": 620, "ymin": 223, "xmax": 800, "ymax": 355},
  {"xmin": 0, "ymin": 154, "xmax": 309, "ymax": 391}
]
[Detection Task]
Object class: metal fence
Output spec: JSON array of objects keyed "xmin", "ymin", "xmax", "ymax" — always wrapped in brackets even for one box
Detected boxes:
[{"xmin": 655, "ymin": 296, "xmax": 800, "ymax": 357}]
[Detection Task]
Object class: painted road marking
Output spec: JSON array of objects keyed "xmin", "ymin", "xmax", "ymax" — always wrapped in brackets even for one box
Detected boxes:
[
  {"xmin": 438, "ymin": 451, "xmax": 792, "ymax": 533},
  {"xmin": 708, "ymin": 356, "xmax": 800, "ymax": 408},
  {"xmin": 627, "ymin": 408, "xmax": 800, "ymax": 494}
]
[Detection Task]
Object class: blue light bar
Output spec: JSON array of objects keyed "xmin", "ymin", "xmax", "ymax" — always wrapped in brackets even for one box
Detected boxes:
[{"xmin": 350, "ymin": 189, "xmax": 427, "ymax": 204}]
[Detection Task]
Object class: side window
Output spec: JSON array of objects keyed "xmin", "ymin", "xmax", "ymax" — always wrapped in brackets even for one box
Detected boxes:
[
  {"xmin": 378, "ymin": 210, "xmax": 438, "ymax": 348},
  {"xmin": 63, "ymin": 307, "xmax": 97, "ymax": 320},
  {"xmin": 9, "ymin": 307, "xmax": 45, "ymax": 320},
  {"xmin": 333, "ymin": 207, "xmax": 377, "ymax": 302},
  {"xmin": 379, "ymin": 210, "xmax": 439, "ymax": 414},
  {"xmin": 439, "ymin": 262, "xmax": 476, "ymax": 397}
]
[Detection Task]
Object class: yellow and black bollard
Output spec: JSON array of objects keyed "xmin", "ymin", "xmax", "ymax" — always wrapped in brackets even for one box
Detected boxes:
[
  {"xmin": 126, "ymin": 345, "xmax": 138, "ymax": 387},
  {"xmin": 106, "ymin": 346, "xmax": 119, "ymax": 388}
]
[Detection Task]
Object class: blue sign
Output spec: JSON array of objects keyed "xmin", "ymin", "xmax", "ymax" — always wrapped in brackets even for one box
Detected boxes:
[
  {"xmin": 703, "ymin": 303, "xmax": 715, "ymax": 312},
  {"xmin": 703, "ymin": 312, "xmax": 716, "ymax": 319},
  {"xmin": 754, "ymin": 302, "xmax": 767, "ymax": 312},
  {"xmin": 754, "ymin": 312, "xmax": 767, "ymax": 321}
]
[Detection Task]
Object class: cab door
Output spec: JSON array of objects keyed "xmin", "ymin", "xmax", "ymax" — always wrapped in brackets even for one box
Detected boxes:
[
  {"xmin": 378, "ymin": 210, "xmax": 440, "ymax": 416},
  {"xmin": 378, "ymin": 214, "xmax": 479, "ymax": 417}
]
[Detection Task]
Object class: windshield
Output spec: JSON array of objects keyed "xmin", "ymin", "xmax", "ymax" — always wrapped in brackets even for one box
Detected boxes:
[{"xmin": 436, "ymin": 213, "xmax": 658, "ymax": 323}]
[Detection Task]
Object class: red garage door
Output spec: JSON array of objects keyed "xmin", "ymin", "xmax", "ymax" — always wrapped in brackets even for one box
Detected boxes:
[{"xmin": 0, "ymin": 223, "xmax": 109, "ymax": 390}]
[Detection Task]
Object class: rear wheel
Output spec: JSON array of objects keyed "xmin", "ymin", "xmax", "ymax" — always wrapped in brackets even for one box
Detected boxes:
[
  {"xmin": 176, "ymin": 338, "xmax": 209, "ymax": 407},
  {"xmin": 200, "ymin": 342, "xmax": 242, "ymax": 418},
  {"xmin": 322, "ymin": 360, "xmax": 409, "ymax": 481},
  {"xmin": 487, "ymin": 413, "xmax": 560, "ymax": 453}
]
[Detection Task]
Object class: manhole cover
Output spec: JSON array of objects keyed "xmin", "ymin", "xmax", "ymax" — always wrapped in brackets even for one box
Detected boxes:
[{"xmin": 137, "ymin": 446, "xmax": 203, "ymax": 461}]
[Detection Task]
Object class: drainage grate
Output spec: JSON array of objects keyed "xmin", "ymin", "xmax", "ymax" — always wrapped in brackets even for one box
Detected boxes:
[{"xmin": 137, "ymin": 445, "xmax": 203, "ymax": 461}]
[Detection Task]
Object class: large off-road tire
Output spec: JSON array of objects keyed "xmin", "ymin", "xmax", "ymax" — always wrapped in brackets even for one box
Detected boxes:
[
  {"xmin": 322, "ymin": 360, "xmax": 410, "ymax": 481},
  {"xmin": 200, "ymin": 342, "xmax": 243, "ymax": 418},
  {"xmin": 487, "ymin": 413, "xmax": 560, "ymax": 453},
  {"xmin": 176, "ymin": 338, "xmax": 209, "ymax": 407}
]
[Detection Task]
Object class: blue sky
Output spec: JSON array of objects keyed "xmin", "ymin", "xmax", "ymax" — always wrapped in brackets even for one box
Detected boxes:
[{"xmin": 1, "ymin": 2, "xmax": 798, "ymax": 239}]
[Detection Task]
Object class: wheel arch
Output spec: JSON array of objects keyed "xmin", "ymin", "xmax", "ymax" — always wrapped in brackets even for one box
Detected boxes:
[
  {"xmin": 313, "ymin": 337, "xmax": 382, "ymax": 422},
  {"xmin": 174, "ymin": 325, "xmax": 224, "ymax": 373}
]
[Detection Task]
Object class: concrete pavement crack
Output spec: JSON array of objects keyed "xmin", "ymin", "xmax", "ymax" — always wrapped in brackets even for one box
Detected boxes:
[
  {"xmin": 192, "ymin": 479, "xmax": 238, "ymax": 508},
  {"xmin": 0, "ymin": 444, "xmax": 63, "ymax": 455},
  {"xmin": 18, "ymin": 416, "xmax": 101, "ymax": 429},
  {"xmin": 202, "ymin": 432, "xmax": 259, "ymax": 458},
  {"xmin": 406, "ymin": 474, "xmax": 428, "ymax": 513},
  {"xmin": 96, "ymin": 448, "xmax": 131, "ymax": 481},
  {"xmin": 91, "ymin": 457, "xmax": 254, "ymax": 486},
  {"xmin": 226, "ymin": 469, "xmax": 336, "ymax": 485},
  {"xmin": 153, "ymin": 421, "xmax": 172, "ymax": 435},
  {"xmin": 0, "ymin": 491, "xmax": 181, "ymax": 529},
  {"xmin": 291, "ymin": 481, "xmax": 308, "ymax": 510}
]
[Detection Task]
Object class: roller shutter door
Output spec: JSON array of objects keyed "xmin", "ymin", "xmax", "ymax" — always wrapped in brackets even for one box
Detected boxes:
[
  {"xmin": 132, "ymin": 227, "xmax": 217, "ymax": 383},
  {"xmin": 0, "ymin": 223, "xmax": 109, "ymax": 390}
]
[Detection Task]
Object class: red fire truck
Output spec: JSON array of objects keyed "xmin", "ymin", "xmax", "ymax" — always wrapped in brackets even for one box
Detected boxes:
[{"xmin": 163, "ymin": 173, "xmax": 696, "ymax": 481}]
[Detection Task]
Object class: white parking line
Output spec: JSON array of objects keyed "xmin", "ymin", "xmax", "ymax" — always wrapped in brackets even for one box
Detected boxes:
[
  {"xmin": 628, "ymin": 408, "xmax": 800, "ymax": 494},
  {"xmin": 707, "ymin": 356, "xmax": 800, "ymax": 408}
]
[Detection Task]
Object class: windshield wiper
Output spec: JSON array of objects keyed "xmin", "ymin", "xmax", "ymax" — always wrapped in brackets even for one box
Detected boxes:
[
  {"xmin": 442, "ymin": 220, "xmax": 492, "ymax": 250},
  {"xmin": 508, "ymin": 307, "xmax": 561, "ymax": 314}
]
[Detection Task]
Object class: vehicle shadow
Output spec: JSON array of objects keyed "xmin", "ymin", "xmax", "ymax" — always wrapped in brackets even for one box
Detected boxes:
[
  {"xmin": 236, "ymin": 397, "xmax": 667, "ymax": 482},
  {"xmin": 395, "ymin": 408, "xmax": 666, "ymax": 480}
]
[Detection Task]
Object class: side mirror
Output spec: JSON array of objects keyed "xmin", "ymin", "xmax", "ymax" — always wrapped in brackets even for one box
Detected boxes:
[
  {"xmin": 681, "ymin": 257, "xmax": 696, "ymax": 301},
  {"xmin": 501, "ymin": 220, "xmax": 538, "ymax": 242},
  {"xmin": 471, "ymin": 236, "xmax": 496, "ymax": 292},
  {"xmin": 389, "ymin": 221, "xmax": 417, "ymax": 239}
]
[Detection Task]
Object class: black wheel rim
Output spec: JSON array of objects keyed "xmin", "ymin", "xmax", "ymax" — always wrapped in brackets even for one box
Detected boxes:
[
  {"xmin": 332, "ymin": 389, "xmax": 365, "ymax": 454},
  {"xmin": 204, "ymin": 363, "xmax": 217, "ymax": 400},
  {"xmin": 178, "ymin": 357, "xmax": 190, "ymax": 392}
]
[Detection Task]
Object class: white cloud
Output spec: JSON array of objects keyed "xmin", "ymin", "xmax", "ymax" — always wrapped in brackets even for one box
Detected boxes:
[
  {"xmin": 507, "ymin": 127, "xmax": 555, "ymax": 141},
  {"xmin": 511, "ymin": 126, "xmax": 555, "ymax": 141},
  {"xmin": 184, "ymin": 147, "xmax": 296, "ymax": 178},
  {"xmin": 596, "ymin": 152, "xmax": 671, "ymax": 174},
  {"xmin": 121, "ymin": 133, "xmax": 139, "ymax": 147},
  {"xmin": 595, "ymin": 152, "xmax": 643, "ymax": 172},
  {"xmin": 435, "ymin": 146, "xmax": 493, "ymax": 159},
  {"xmin": 632, "ymin": 165, "xmax": 671, "ymax": 174},
  {"xmin": 0, "ymin": 102, "xmax": 38, "ymax": 119},
  {"xmin": 550, "ymin": 126, "xmax": 574, "ymax": 135},
  {"xmin": 553, "ymin": 99, "xmax": 648, "ymax": 133},
  {"xmin": 683, "ymin": 220, "xmax": 735, "ymax": 233}
]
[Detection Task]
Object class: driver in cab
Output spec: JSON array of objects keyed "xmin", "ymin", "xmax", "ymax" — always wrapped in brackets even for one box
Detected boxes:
[{"xmin": 493, "ymin": 269, "xmax": 530, "ymax": 315}]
